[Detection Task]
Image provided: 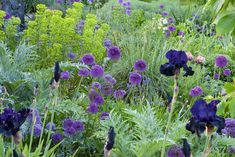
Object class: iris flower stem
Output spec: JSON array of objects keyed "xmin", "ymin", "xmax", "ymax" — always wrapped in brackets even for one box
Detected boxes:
[
  {"xmin": 28, "ymin": 108, "xmax": 37, "ymax": 157},
  {"xmin": 202, "ymin": 135, "xmax": 211, "ymax": 157},
  {"xmin": 161, "ymin": 74, "xmax": 179, "ymax": 157},
  {"xmin": 38, "ymin": 106, "xmax": 49, "ymax": 145},
  {"xmin": 11, "ymin": 136, "xmax": 14, "ymax": 157}
]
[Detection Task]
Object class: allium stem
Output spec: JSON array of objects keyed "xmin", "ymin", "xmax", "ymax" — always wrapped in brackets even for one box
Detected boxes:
[
  {"xmin": 161, "ymin": 74, "xmax": 179, "ymax": 157},
  {"xmin": 202, "ymin": 135, "xmax": 211, "ymax": 157}
]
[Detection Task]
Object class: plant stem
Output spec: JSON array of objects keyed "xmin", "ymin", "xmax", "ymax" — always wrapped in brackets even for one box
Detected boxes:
[
  {"xmin": 28, "ymin": 109, "xmax": 36, "ymax": 157},
  {"xmin": 11, "ymin": 136, "xmax": 14, "ymax": 157},
  {"xmin": 160, "ymin": 74, "xmax": 179, "ymax": 157},
  {"xmin": 202, "ymin": 135, "xmax": 211, "ymax": 157}
]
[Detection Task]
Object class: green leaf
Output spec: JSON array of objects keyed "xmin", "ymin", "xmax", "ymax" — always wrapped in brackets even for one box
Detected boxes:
[
  {"xmin": 224, "ymin": 82, "xmax": 235, "ymax": 93},
  {"xmin": 228, "ymin": 98, "xmax": 235, "ymax": 118},
  {"xmin": 0, "ymin": 136, "xmax": 4, "ymax": 157},
  {"xmin": 216, "ymin": 13, "xmax": 235, "ymax": 34}
]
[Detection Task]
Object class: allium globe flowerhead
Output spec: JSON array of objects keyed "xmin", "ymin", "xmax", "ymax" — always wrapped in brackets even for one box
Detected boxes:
[
  {"xmin": 160, "ymin": 50, "xmax": 194, "ymax": 77},
  {"xmin": 92, "ymin": 82, "xmax": 101, "ymax": 90},
  {"xmin": 129, "ymin": 72, "xmax": 142, "ymax": 85},
  {"xmin": 101, "ymin": 84, "xmax": 113, "ymax": 96},
  {"xmin": 159, "ymin": 4, "xmax": 164, "ymax": 9},
  {"xmin": 214, "ymin": 73, "xmax": 220, "ymax": 80},
  {"xmin": 61, "ymin": 71, "xmax": 70, "ymax": 80},
  {"xmin": 68, "ymin": 52, "xmax": 76, "ymax": 59},
  {"xmin": 78, "ymin": 68, "xmax": 90, "ymax": 77},
  {"xmin": 86, "ymin": 103, "xmax": 99, "ymax": 114},
  {"xmin": 167, "ymin": 25, "xmax": 176, "ymax": 32},
  {"xmin": 73, "ymin": 120, "xmax": 85, "ymax": 132},
  {"xmin": 90, "ymin": 65, "xmax": 104, "ymax": 78},
  {"xmin": 186, "ymin": 99, "xmax": 225, "ymax": 136},
  {"xmin": 63, "ymin": 119, "xmax": 74, "ymax": 129},
  {"xmin": 64, "ymin": 127, "xmax": 76, "ymax": 136},
  {"xmin": 189, "ymin": 86, "xmax": 203, "ymax": 97},
  {"xmin": 162, "ymin": 11, "xmax": 169, "ymax": 17},
  {"xmin": 52, "ymin": 133, "xmax": 63, "ymax": 144},
  {"xmin": 178, "ymin": 31, "xmax": 185, "ymax": 37},
  {"xmin": 223, "ymin": 69, "xmax": 231, "ymax": 76},
  {"xmin": 100, "ymin": 112, "xmax": 110, "ymax": 120},
  {"xmin": 215, "ymin": 55, "xmax": 228, "ymax": 68},
  {"xmin": 222, "ymin": 118, "xmax": 235, "ymax": 138},
  {"xmin": 134, "ymin": 59, "xmax": 147, "ymax": 72},
  {"xmin": 104, "ymin": 39, "xmax": 112, "ymax": 48},
  {"xmin": 113, "ymin": 90, "xmax": 126, "ymax": 99},
  {"xmin": 167, "ymin": 146, "xmax": 185, "ymax": 157},
  {"xmin": 103, "ymin": 74, "xmax": 116, "ymax": 85},
  {"xmin": 88, "ymin": 89, "xmax": 104, "ymax": 105},
  {"xmin": 81, "ymin": 54, "xmax": 95, "ymax": 65},
  {"xmin": 46, "ymin": 122, "xmax": 56, "ymax": 131},
  {"xmin": 31, "ymin": 124, "xmax": 42, "ymax": 137},
  {"xmin": 107, "ymin": 46, "xmax": 121, "ymax": 61}
]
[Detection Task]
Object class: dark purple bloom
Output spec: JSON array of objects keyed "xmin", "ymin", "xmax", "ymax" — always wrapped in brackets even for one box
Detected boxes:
[
  {"xmin": 31, "ymin": 124, "xmax": 42, "ymax": 137},
  {"xmin": 125, "ymin": 9, "xmax": 131, "ymax": 15},
  {"xmin": 160, "ymin": 50, "xmax": 194, "ymax": 77},
  {"xmin": 51, "ymin": 133, "xmax": 63, "ymax": 144},
  {"xmin": 56, "ymin": 0, "xmax": 63, "ymax": 3},
  {"xmin": 54, "ymin": 61, "xmax": 61, "ymax": 82},
  {"xmin": 28, "ymin": 109, "xmax": 42, "ymax": 125},
  {"xmin": 68, "ymin": 52, "xmax": 76, "ymax": 59},
  {"xmin": 88, "ymin": 90, "xmax": 104, "ymax": 105},
  {"xmin": 64, "ymin": 127, "xmax": 76, "ymax": 136},
  {"xmin": 162, "ymin": 11, "xmax": 169, "ymax": 17},
  {"xmin": 100, "ymin": 112, "xmax": 109, "ymax": 120},
  {"xmin": 90, "ymin": 65, "xmax": 104, "ymax": 78},
  {"xmin": 159, "ymin": 4, "xmax": 164, "ymax": 9},
  {"xmin": 92, "ymin": 82, "xmax": 101, "ymax": 89},
  {"xmin": 223, "ymin": 69, "xmax": 231, "ymax": 76},
  {"xmin": 81, "ymin": 54, "xmax": 95, "ymax": 65},
  {"xmin": 167, "ymin": 18, "xmax": 174, "ymax": 24},
  {"xmin": 167, "ymin": 25, "xmax": 176, "ymax": 32},
  {"xmin": 103, "ymin": 74, "xmax": 116, "ymax": 85},
  {"xmin": 107, "ymin": 46, "xmax": 121, "ymax": 61},
  {"xmin": 104, "ymin": 39, "xmax": 112, "ymax": 48},
  {"xmin": 214, "ymin": 73, "xmax": 220, "ymax": 80},
  {"xmin": 189, "ymin": 86, "xmax": 203, "ymax": 97},
  {"xmin": 165, "ymin": 31, "xmax": 171, "ymax": 38},
  {"xmin": 186, "ymin": 99, "xmax": 225, "ymax": 136},
  {"xmin": 118, "ymin": 0, "xmax": 123, "ymax": 4},
  {"xmin": 3, "ymin": 12, "xmax": 12, "ymax": 20},
  {"xmin": 78, "ymin": 68, "xmax": 90, "ymax": 77},
  {"xmin": 63, "ymin": 119, "xmax": 74, "ymax": 129},
  {"xmin": 167, "ymin": 146, "xmax": 185, "ymax": 157},
  {"xmin": 228, "ymin": 146, "xmax": 235, "ymax": 154},
  {"xmin": 0, "ymin": 108, "xmax": 30, "ymax": 137},
  {"xmin": 86, "ymin": 103, "xmax": 99, "ymax": 114},
  {"xmin": 134, "ymin": 59, "xmax": 147, "ymax": 72},
  {"xmin": 46, "ymin": 122, "xmax": 56, "ymax": 131},
  {"xmin": 129, "ymin": 72, "xmax": 142, "ymax": 85},
  {"xmin": 61, "ymin": 71, "xmax": 70, "ymax": 80},
  {"xmin": 73, "ymin": 121, "xmax": 85, "ymax": 132},
  {"xmin": 113, "ymin": 90, "xmax": 126, "ymax": 99},
  {"xmin": 178, "ymin": 31, "xmax": 185, "ymax": 36},
  {"xmin": 105, "ymin": 126, "xmax": 116, "ymax": 151},
  {"xmin": 215, "ymin": 55, "xmax": 228, "ymax": 68},
  {"xmin": 101, "ymin": 84, "xmax": 113, "ymax": 96},
  {"xmin": 222, "ymin": 118, "xmax": 235, "ymax": 137}
]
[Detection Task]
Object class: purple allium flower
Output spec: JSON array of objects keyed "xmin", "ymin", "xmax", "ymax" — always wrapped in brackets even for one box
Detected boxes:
[
  {"xmin": 31, "ymin": 124, "xmax": 42, "ymax": 137},
  {"xmin": 86, "ymin": 103, "xmax": 99, "ymax": 114},
  {"xmin": 113, "ymin": 90, "xmax": 126, "ymax": 99},
  {"xmin": 64, "ymin": 127, "xmax": 76, "ymax": 136},
  {"xmin": 103, "ymin": 74, "xmax": 116, "ymax": 85},
  {"xmin": 51, "ymin": 133, "xmax": 63, "ymax": 144},
  {"xmin": 88, "ymin": 0, "xmax": 93, "ymax": 4},
  {"xmin": 167, "ymin": 25, "xmax": 176, "ymax": 32},
  {"xmin": 118, "ymin": 0, "xmax": 123, "ymax": 4},
  {"xmin": 223, "ymin": 69, "xmax": 231, "ymax": 76},
  {"xmin": 178, "ymin": 31, "xmax": 185, "ymax": 37},
  {"xmin": 100, "ymin": 112, "xmax": 109, "ymax": 120},
  {"xmin": 63, "ymin": 119, "xmax": 74, "ymax": 129},
  {"xmin": 134, "ymin": 59, "xmax": 147, "ymax": 72},
  {"xmin": 91, "ymin": 65, "xmax": 104, "ymax": 78},
  {"xmin": 165, "ymin": 31, "xmax": 171, "ymax": 38},
  {"xmin": 122, "ymin": 2, "xmax": 127, "ymax": 7},
  {"xmin": 159, "ymin": 4, "xmax": 164, "ymax": 9},
  {"xmin": 46, "ymin": 122, "xmax": 56, "ymax": 131},
  {"xmin": 189, "ymin": 86, "xmax": 203, "ymax": 97},
  {"xmin": 81, "ymin": 54, "xmax": 95, "ymax": 65},
  {"xmin": 61, "ymin": 71, "xmax": 70, "ymax": 80},
  {"xmin": 161, "ymin": 11, "xmax": 169, "ymax": 17},
  {"xmin": 167, "ymin": 17, "xmax": 174, "ymax": 24},
  {"xmin": 107, "ymin": 46, "xmax": 121, "ymax": 61},
  {"xmin": 215, "ymin": 55, "xmax": 228, "ymax": 68},
  {"xmin": 222, "ymin": 118, "xmax": 235, "ymax": 138},
  {"xmin": 125, "ymin": 9, "xmax": 131, "ymax": 16},
  {"xmin": 0, "ymin": 108, "xmax": 30, "ymax": 137},
  {"xmin": 167, "ymin": 146, "xmax": 185, "ymax": 157},
  {"xmin": 101, "ymin": 84, "xmax": 113, "ymax": 96},
  {"xmin": 92, "ymin": 82, "xmax": 101, "ymax": 89},
  {"xmin": 104, "ymin": 39, "xmax": 112, "ymax": 48},
  {"xmin": 129, "ymin": 72, "xmax": 142, "ymax": 85},
  {"xmin": 186, "ymin": 99, "xmax": 225, "ymax": 135},
  {"xmin": 3, "ymin": 12, "xmax": 12, "ymax": 20},
  {"xmin": 88, "ymin": 90, "xmax": 104, "ymax": 105},
  {"xmin": 214, "ymin": 73, "xmax": 220, "ymax": 80},
  {"xmin": 28, "ymin": 109, "xmax": 42, "ymax": 125},
  {"xmin": 73, "ymin": 120, "xmax": 85, "ymax": 132},
  {"xmin": 78, "ymin": 68, "xmax": 90, "ymax": 77},
  {"xmin": 228, "ymin": 146, "xmax": 235, "ymax": 154},
  {"xmin": 68, "ymin": 52, "xmax": 76, "ymax": 59}
]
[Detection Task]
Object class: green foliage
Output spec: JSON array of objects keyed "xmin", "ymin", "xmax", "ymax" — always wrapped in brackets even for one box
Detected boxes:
[{"xmin": 24, "ymin": 2, "xmax": 110, "ymax": 68}]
